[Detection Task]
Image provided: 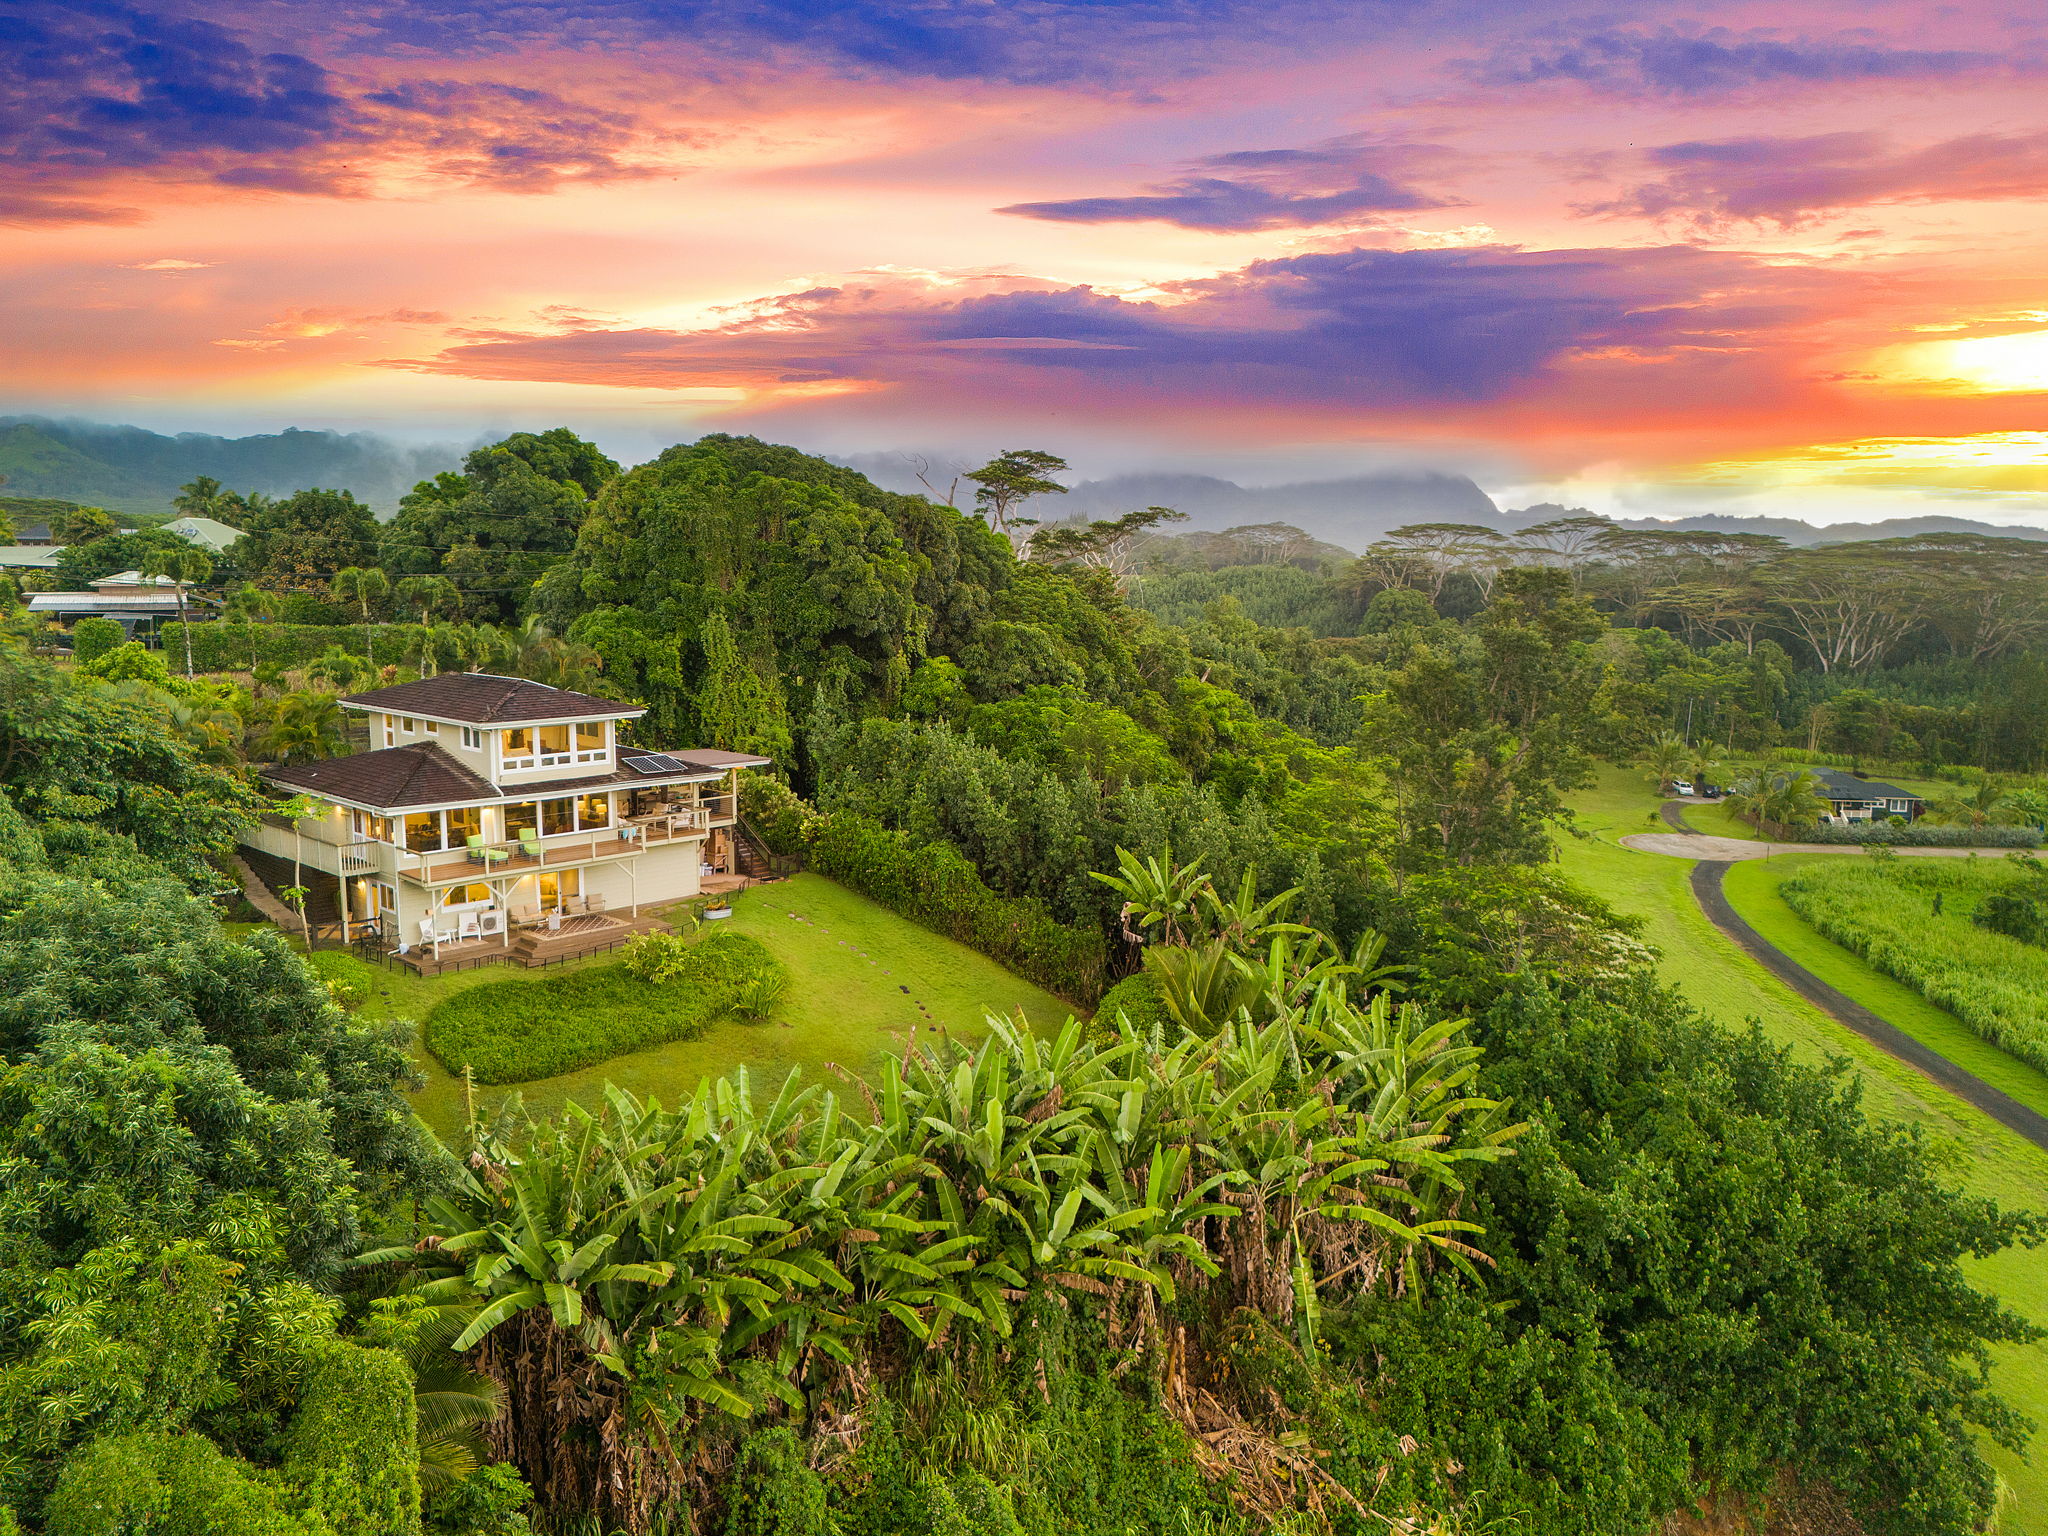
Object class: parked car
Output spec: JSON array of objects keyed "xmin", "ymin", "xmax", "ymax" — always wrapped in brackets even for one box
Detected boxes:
[{"xmin": 1672, "ymin": 780, "xmax": 1694, "ymax": 796}]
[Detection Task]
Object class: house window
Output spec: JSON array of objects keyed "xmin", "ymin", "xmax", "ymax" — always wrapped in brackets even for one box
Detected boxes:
[
  {"xmin": 538, "ymin": 793, "xmax": 610, "ymax": 834},
  {"xmin": 399, "ymin": 716, "xmax": 416, "ymax": 732},
  {"xmin": 437, "ymin": 882, "xmax": 495, "ymax": 909},
  {"xmin": 503, "ymin": 801, "xmax": 539, "ymax": 841},
  {"xmin": 422, "ymin": 721, "xmax": 439, "ymax": 735},
  {"xmin": 461, "ymin": 726, "xmax": 484, "ymax": 751},
  {"xmin": 575, "ymin": 721, "xmax": 607, "ymax": 762},
  {"xmin": 373, "ymin": 881, "xmax": 397, "ymax": 914},
  {"xmin": 446, "ymin": 806, "xmax": 482, "ymax": 847},
  {"xmin": 502, "ymin": 726, "xmax": 535, "ymax": 769},
  {"xmin": 537, "ymin": 869, "xmax": 581, "ymax": 909},
  {"xmin": 404, "ymin": 811, "xmax": 447, "ymax": 853},
  {"xmin": 349, "ymin": 809, "xmax": 392, "ymax": 843},
  {"xmin": 382, "ymin": 716, "xmax": 395, "ymax": 748},
  {"xmin": 538, "ymin": 724, "xmax": 573, "ymax": 766}
]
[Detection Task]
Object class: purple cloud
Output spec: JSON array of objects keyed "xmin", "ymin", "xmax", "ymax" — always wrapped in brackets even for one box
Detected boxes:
[
  {"xmin": 1473, "ymin": 25, "xmax": 1997, "ymax": 96},
  {"xmin": 1, "ymin": 3, "xmax": 357, "ymax": 172},
  {"xmin": 1588, "ymin": 131, "xmax": 2048, "ymax": 226},
  {"xmin": 381, "ymin": 243, "xmax": 1847, "ymax": 410},
  {"xmin": 999, "ymin": 136, "xmax": 1459, "ymax": 232}
]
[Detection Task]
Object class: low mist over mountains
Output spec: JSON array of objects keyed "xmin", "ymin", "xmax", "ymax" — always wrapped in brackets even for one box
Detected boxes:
[
  {"xmin": 0, "ymin": 418, "xmax": 463, "ymax": 518},
  {"xmin": 1060, "ymin": 475, "xmax": 2048, "ymax": 551},
  {"xmin": 6, "ymin": 418, "xmax": 2045, "ymax": 548}
]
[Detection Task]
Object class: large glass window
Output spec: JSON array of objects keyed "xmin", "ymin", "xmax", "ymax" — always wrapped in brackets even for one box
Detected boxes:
[
  {"xmin": 404, "ymin": 811, "xmax": 445, "ymax": 853},
  {"xmin": 542, "ymin": 797, "xmax": 576, "ymax": 836},
  {"xmin": 503, "ymin": 801, "xmax": 539, "ymax": 841},
  {"xmin": 437, "ymin": 882, "xmax": 495, "ymax": 908},
  {"xmin": 576, "ymin": 721, "xmax": 606, "ymax": 756},
  {"xmin": 502, "ymin": 726, "xmax": 534, "ymax": 768},
  {"xmin": 576, "ymin": 792, "xmax": 611, "ymax": 830},
  {"xmin": 446, "ymin": 806, "xmax": 482, "ymax": 846}
]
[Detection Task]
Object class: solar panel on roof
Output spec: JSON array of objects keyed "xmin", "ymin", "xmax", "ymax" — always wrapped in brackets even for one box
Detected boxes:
[{"xmin": 624, "ymin": 753, "xmax": 691, "ymax": 774}]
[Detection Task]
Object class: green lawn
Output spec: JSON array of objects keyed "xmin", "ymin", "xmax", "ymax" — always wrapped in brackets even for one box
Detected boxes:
[
  {"xmin": 1562, "ymin": 766, "xmax": 2048, "ymax": 1528},
  {"xmin": 321, "ymin": 873, "xmax": 1076, "ymax": 1138}
]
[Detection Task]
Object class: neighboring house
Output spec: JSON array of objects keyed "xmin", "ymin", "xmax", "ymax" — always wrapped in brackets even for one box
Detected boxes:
[
  {"xmin": 25, "ymin": 571, "xmax": 210, "ymax": 641},
  {"xmin": 163, "ymin": 514, "xmax": 246, "ymax": 553},
  {"xmin": 10, "ymin": 523, "xmax": 58, "ymax": 546},
  {"xmin": 238, "ymin": 673, "xmax": 770, "ymax": 971},
  {"xmin": 1808, "ymin": 768, "xmax": 1925, "ymax": 823},
  {"xmin": 0, "ymin": 545, "xmax": 64, "ymax": 572}
]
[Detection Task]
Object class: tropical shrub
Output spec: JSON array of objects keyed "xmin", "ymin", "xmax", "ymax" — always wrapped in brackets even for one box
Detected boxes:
[
  {"xmin": 67, "ymin": 615, "xmax": 126, "ymax": 667},
  {"xmin": 372, "ymin": 995, "xmax": 1516, "ymax": 1532},
  {"xmin": 805, "ymin": 810, "xmax": 1107, "ymax": 1003},
  {"xmin": 1781, "ymin": 858, "xmax": 2048, "ymax": 1071},
  {"xmin": 422, "ymin": 931, "xmax": 780, "ymax": 1083},
  {"xmin": 1801, "ymin": 822, "xmax": 2041, "ymax": 847},
  {"xmin": 1093, "ymin": 971, "xmax": 1164, "ymax": 1036}
]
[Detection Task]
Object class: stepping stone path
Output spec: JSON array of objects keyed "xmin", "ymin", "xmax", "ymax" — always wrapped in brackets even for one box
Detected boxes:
[{"xmin": 783, "ymin": 909, "xmax": 936, "ymax": 1028}]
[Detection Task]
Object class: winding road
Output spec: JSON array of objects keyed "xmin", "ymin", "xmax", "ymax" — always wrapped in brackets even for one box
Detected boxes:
[{"xmin": 1642, "ymin": 802, "xmax": 2048, "ymax": 1153}]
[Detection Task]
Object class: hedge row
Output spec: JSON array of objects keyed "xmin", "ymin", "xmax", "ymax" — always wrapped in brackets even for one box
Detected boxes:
[
  {"xmin": 423, "ymin": 931, "xmax": 776, "ymax": 1083},
  {"xmin": 162, "ymin": 621, "xmax": 431, "ymax": 672},
  {"xmin": 805, "ymin": 810, "xmax": 1107, "ymax": 1005},
  {"xmin": 1799, "ymin": 823, "xmax": 2041, "ymax": 848}
]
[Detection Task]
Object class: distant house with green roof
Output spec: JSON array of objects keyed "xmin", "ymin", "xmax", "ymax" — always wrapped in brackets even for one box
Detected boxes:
[{"xmin": 163, "ymin": 514, "xmax": 245, "ymax": 553}]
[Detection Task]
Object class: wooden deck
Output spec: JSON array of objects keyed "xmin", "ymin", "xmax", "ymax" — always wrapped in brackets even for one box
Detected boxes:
[
  {"xmin": 418, "ymin": 820, "xmax": 711, "ymax": 884},
  {"xmin": 388, "ymin": 911, "xmax": 672, "ymax": 975}
]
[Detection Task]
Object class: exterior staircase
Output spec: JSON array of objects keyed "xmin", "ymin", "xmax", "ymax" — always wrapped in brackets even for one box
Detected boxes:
[{"xmin": 733, "ymin": 820, "xmax": 797, "ymax": 881}]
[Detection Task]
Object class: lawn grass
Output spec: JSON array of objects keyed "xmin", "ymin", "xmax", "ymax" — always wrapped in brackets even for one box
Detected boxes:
[
  {"xmin": 1562, "ymin": 765, "xmax": 2048, "ymax": 1528},
  {"xmin": 326, "ymin": 873, "xmax": 1077, "ymax": 1138}
]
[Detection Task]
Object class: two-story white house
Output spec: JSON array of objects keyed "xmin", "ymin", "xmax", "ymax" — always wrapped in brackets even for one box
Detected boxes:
[{"xmin": 237, "ymin": 674, "xmax": 769, "ymax": 970}]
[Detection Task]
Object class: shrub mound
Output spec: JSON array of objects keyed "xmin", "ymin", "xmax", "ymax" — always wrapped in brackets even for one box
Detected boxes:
[
  {"xmin": 1092, "ymin": 971, "xmax": 1164, "ymax": 1039},
  {"xmin": 1780, "ymin": 858, "xmax": 2048, "ymax": 1072},
  {"xmin": 423, "ymin": 930, "xmax": 778, "ymax": 1083},
  {"xmin": 1799, "ymin": 823, "xmax": 2040, "ymax": 847}
]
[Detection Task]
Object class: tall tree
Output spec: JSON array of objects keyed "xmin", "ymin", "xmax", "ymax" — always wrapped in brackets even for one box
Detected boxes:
[
  {"xmin": 331, "ymin": 564, "xmax": 393, "ymax": 667},
  {"xmin": 381, "ymin": 429, "xmax": 619, "ymax": 620},
  {"xmin": 138, "ymin": 544, "xmax": 212, "ymax": 678},
  {"xmin": 228, "ymin": 487, "xmax": 379, "ymax": 590},
  {"xmin": 963, "ymin": 448, "xmax": 1068, "ymax": 551}
]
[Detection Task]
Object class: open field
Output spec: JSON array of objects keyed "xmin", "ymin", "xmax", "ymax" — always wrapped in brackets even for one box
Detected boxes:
[
  {"xmin": 1562, "ymin": 767, "xmax": 2048, "ymax": 1527},
  {"xmin": 317, "ymin": 872, "xmax": 1076, "ymax": 1137},
  {"xmin": 1778, "ymin": 857, "xmax": 2048, "ymax": 1074}
]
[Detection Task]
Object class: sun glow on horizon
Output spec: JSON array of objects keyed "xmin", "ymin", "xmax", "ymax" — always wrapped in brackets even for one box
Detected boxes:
[{"xmin": 1887, "ymin": 328, "xmax": 2048, "ymax": 396}]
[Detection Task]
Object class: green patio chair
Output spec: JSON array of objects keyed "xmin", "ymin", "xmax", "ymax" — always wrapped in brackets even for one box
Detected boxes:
[
  {"xmin": 466, "ymin": 833, "xmax": 509, "ymax": 867},
  {"xmin": 519, "ymin": 830, "xmax": 544, "ymax": 861}
]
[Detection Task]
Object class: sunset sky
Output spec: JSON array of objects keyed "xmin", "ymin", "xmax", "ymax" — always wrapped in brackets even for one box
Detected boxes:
[{"xmin": 6, "ymin": 0, "xmax": 2048, "ymax": 521}]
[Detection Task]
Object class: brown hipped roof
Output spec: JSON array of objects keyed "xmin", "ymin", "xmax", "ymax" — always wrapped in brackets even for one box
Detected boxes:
[
  {"xmin": 262, "ymin": 742, "xmax": 496, "ymax": 810},
  {"xmin": 339, "ymin": 673, "xmax": 645, "ymax": 725}
]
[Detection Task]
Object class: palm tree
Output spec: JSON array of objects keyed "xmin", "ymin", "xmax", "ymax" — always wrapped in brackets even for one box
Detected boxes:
[
  {"xmin": 1641, "ymin": 731, "xmax": 1691, "ymax": 794},
  {"xmin": 139, "ymin": 545, "xmax": 212, "ymax": 678},
  {"xmin": 257, "ymin": 691, "xmax": 346, "ymax": 761},
  {"xmin": 1928, "ymin": 778, "xmax": 2010, "ymax": 830},
  {"xmin": 397, "ymin": 573, "xmax": 463, "ymax": 626},
  {"xmin": 172, "ymin": 475, "xmax": 225, "ymax": 516},
  {"xmin": 222, "ymin": 582, "xmax": 276, "ymax": 673},
  {"xmin": 330, "ymin": 566, "xmax": 392, "ymax": 669},
  {"xmin": 1728, "ymin": 766, "xmax": 1830, "ymax": 833}
]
